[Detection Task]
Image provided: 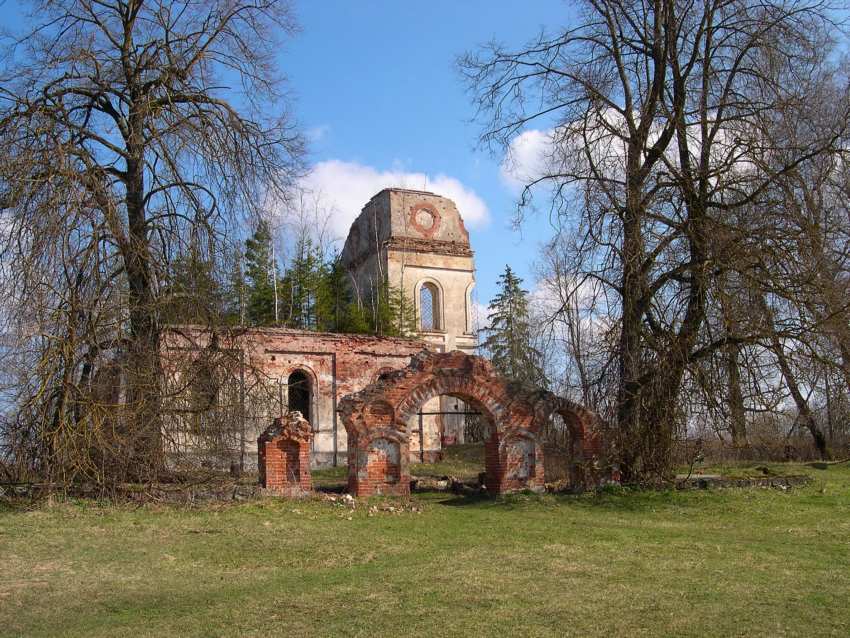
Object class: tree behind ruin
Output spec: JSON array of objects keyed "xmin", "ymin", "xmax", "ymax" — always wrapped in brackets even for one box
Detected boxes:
[
  {"xmin": 481, "ymin": 265, "xmax": 547, "ymax": 388},
  {"xmin": 461, "ymin": 0, "xmax": 849, "ymax": 479},
  {"xmin": 0, "ymin": 0, "xmax": 303, "ymax": 483}
]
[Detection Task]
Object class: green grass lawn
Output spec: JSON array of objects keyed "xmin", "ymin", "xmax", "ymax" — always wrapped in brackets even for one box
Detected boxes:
[{"xmin": 2, "ymin": 459, "xmax": 849, "ymax": 637}]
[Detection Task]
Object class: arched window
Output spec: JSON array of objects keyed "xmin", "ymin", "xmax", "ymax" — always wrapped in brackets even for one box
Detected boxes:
[
  {"xmin": 465, "ymin": 282, "xmax": 475, "ymax": 334},
  {"xmin": 419, "ymin": 282, "xmax": 440, "ymax": 331},
  {"xmin": 188, "ymin": 359, "xmax": 218, "ymax": 435},
  {"xmin": 287, "ymin": 370, "xmax": 311, "ymax": 424},
  {"xmin": 189, "ymin": 361, "xmax": 219, "ymax": 412}
]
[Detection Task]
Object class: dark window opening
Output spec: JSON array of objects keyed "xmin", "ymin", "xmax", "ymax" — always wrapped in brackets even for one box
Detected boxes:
[
  {"xmin": 287, "ymin": 370, "xmax": 311, "ymax": 424},
  {"xmin": 188, "ymin": 360, "xmax": 219, "ymax": 435}
]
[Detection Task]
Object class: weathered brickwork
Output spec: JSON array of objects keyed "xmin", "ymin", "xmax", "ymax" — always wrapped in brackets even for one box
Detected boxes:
[
  {"xmin": 162, "ymin": 327, "xmax": 426, "ymax": 468},
  {"xmin": 258, "ymin": 412, "xmax": 313, "ymax": 496},
  {"xmin": 339, "ymin": 350, "xmax": 600, "ymax": 496}
]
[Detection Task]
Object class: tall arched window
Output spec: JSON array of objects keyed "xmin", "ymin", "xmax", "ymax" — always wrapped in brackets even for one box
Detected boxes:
[
  {"xmin": 419, "ymin": 282, "xmax": 440, "ymax": 331},
  {"xmin": 287, "ymin": 370, "xmax": 311, "ymax": 424},
  {"xmin": 188, "ymin": 359, "xmax": 218, "ymax": 435},
  {"xmin": 465, "ymin": 282, "xmax": 475, "ymax": 334}
]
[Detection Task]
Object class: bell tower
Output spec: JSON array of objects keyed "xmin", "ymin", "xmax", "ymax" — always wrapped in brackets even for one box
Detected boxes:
[{"xmin": 340, "ymin": 188, "xmax": 476, "ymax": 353}]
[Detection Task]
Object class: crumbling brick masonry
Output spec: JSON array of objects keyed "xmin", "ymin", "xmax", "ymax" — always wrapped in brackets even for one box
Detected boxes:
[
  {"xmin": 339, "ymin": 350, "xmax": 600, "ymax": 496},
  {"xmin": 258, "ymin": 411, "xmax": 313, "ymax": 496}
]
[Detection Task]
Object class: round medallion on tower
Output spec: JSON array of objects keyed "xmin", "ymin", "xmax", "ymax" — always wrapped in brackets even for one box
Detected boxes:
[{"xmin": 409, "ymin": 202, "xmax": 441, "ymax": 238}]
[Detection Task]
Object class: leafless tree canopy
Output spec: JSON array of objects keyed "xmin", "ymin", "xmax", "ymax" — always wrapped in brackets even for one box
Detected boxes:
[
  {"xmin": 0, "ymin": 0, "xmax": 303, "ymax": 484},
  {"xmin": 462, "ymin": 0, "xmax": 850, "ymax": 478}
]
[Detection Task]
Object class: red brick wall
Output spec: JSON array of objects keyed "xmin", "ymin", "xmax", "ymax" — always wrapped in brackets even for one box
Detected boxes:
[
  {"xmin": 258, "ymin": 436, "xmax": 312, "ymax": 496},
  {"xmin": 164, "ymin": 329, "xmax": 604, "ymax": 493},
  {"xmin": 162, "ymin": 326, "xmax": 427, "ymax": 467},
  {"xmin": 483, "ymin": 433, "xmax": 546, "ymax": 493},
  {"xmin": 347, "ymin": 435, "xmax": 409, "ymax": 496}
]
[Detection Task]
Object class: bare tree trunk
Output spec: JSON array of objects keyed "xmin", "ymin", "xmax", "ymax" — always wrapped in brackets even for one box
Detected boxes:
[
  {"xmin": 616, "ymin": 163, "xmax": 650, "ymax": 480},
  {"xmin": 0, "ymin": 0, "xmax": 302, "ymax": 487},
  {"xmin": 462, "ymin": 0, "xmax": 845, "ymax": 480},
  {"xmin": 771, "ymin": 336, "xmax": 829, "ymax": 460},
  {"xmin": 725, "ymin": 344, "xmax": 749, "ymax": 450}
]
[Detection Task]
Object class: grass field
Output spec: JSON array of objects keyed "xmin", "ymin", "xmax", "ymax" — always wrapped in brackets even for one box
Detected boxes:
[{"xmin": 2, "ymin": 453, "xmax": 849, "ymax": 637}]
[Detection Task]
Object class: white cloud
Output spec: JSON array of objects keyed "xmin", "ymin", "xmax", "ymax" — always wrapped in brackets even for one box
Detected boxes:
[
  {"xmin": 499, "ymin": 118, "xmax": 631, "ymax": 193},
  {"xmin": 500, "ymin": 114, "xmax": 757, "ymax": 195},
  {"xmin": 297, "ymin": 160, "xmax": 491, "ymax": 240},
  {"xmin": 471, "ymin": 300, "xmax": 490, "ymax": 334},
  {"xmin": 499, "ymin": 128, "xmax": 554, "ymax": 191}
]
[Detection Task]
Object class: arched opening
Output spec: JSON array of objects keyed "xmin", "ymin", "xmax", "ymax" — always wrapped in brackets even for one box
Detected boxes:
[
  {"xmin": 391, "ymin": 372, "xmax": 516, "ymax": 491},
  {"xmin": 287, "ymin": 370, "xmax": 311, "ymax": 424},
  {"xmin": 403, "ymin": 389, "xmax": 499, "ymax": 491},
  {"xmin": 555, "ymin": 406, "xmax": 600, "ymax": 489},
  {"xmin": 339, "ymin": 351, "xmax": 550, "ymax": 496},
  {"xmin": 188, "ymin": 359, "xmax": 219, "ymax": 435},
  {"xmin": 419, "ymin": 281, "xmax": 440, "ymax": 331}
]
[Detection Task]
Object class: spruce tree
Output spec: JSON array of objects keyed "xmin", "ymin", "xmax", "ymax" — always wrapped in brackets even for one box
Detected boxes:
[
  {"xmin": 244, "ymin": 221, "xmax": 277, "ymax": 326},
  {"xmin": 372, "ymin": 280, "xmax": 417, "ymax": 337},
  {"xmin": 482, "ymin": 265, "xmax": 547, "ymax": 387},
  {"xmin": 316, "ymin": 252, "xmax": 367, "ymax": 333},
  {"xmin": 284, "ymin": 236, "xmax": 323, "ymax": 329}
]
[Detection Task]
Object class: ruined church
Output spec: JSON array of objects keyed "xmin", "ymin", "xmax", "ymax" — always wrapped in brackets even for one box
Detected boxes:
[{"xmin": 164, "ymin": 188, "xmax": 481, "ymax": 469}]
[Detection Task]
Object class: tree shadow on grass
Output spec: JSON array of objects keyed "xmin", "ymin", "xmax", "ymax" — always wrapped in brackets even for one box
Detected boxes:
[
  {"xmin": 432, "ymin": 485, "xmax": 733, "ymax": 514},
  {"xmin": 433, "ymin": 492, "xmax": 494, "ymax": 507}
]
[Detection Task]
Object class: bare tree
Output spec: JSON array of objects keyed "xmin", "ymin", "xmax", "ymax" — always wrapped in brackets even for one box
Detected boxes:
[
  {"xmin": 462, "ymin": 0, "xmax": 847, "ymax": 479},
  {"xmin": 0, "ymin": 0, "xmax": 303, "ymax": 482}
]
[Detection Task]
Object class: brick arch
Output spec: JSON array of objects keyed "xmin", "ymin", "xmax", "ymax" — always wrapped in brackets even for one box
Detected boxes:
[
  {"xmin": 553, "ymin": 403, "xmax": 604, "ymax": 489},
  {"xmin": 393, "ymin": 376, "xmax": 543, "ymax": 493},
  {"xmin": 338, "ymin": 350, "xmax": 598, "ymax": 496},
  {"xmin": 395, "ymin": 375, "xmax": 521, "ymax": 431}
]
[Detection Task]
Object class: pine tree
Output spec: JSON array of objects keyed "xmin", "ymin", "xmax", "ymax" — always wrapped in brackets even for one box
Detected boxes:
[
  {"xmin": 244, "ymin": 220, "xmax": 277, "ymax": 326},
  {"xmin": 482, "ymin": 265, "xmax": 547, "ymax": 387}
]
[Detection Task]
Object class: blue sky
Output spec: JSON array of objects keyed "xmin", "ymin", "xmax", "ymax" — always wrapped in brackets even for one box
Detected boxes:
[
  {"xmin": 0, "ymin": 0, "xmax": 570, "ymax": 306},
  {"xmin": 285, "ymin": 1, "xmax": 569, "ymax": 305}
]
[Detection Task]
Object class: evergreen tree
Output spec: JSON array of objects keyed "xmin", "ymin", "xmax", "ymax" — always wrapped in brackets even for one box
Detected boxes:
[
  {"xmin": 241, "ymin": 224, "xmax": 416, "ymax": 336},
  {"xmin": 371, "ymin": 279, "xmax": 417, "ymax": 337},
  {"xmin": 222, "ymin": 246, "xmax": 248, "ymax": 326},
  {"xmin": 316, "ymin": 252, "xmax": 367, "ymax": 333},
  {"xmin": 482, "ymin": 265, "xmax": 547, "ymax": 387},
  {"xmin": 345, "ymin": 302, "xmax": 372, "ymax": 334},
  {"xmin": 244, "ymin": 220, "xmax": 277, "ymax": 326},
  {"xmin": 160, "ymin": 248, "xmax": 224, "ymax": 324},
  {"xmin": 283, "ymin": 236, "xmax": 323, "ymax": 329}
]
